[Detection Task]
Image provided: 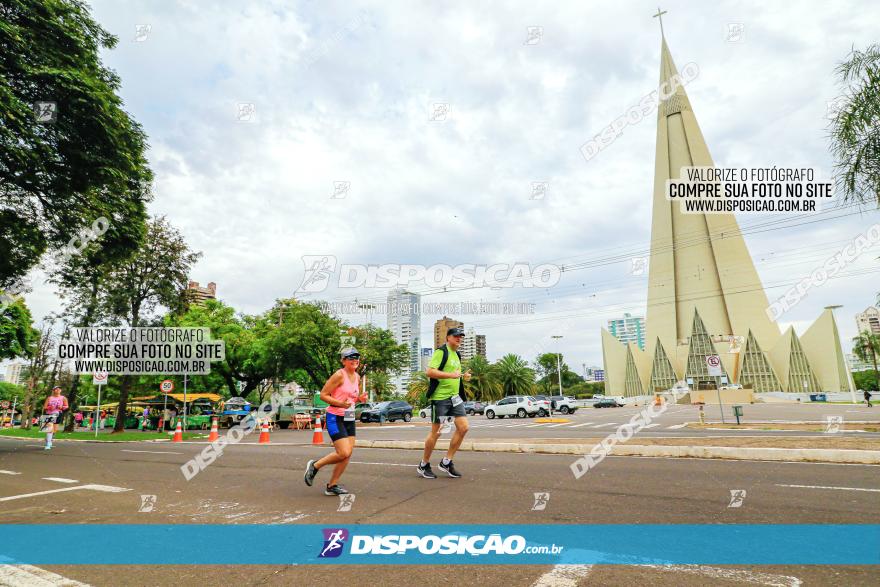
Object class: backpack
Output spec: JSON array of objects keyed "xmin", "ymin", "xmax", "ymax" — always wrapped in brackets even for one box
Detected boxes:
[{"xmin": 426, "ymin": 344, "xmax": 466, "ymax": 401}]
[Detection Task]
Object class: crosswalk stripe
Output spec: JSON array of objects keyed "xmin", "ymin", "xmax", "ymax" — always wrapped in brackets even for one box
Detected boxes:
[
  {"xmin": 569, "ymin": 422, "xmax": 595, "ymax": 428},
  {"xmin": 667, "ymin": 423, "xmax": 688, "ymax": 429},
  {"xmin": 643, "ymin": 423, "xmax": 660, "ymax": 429}
]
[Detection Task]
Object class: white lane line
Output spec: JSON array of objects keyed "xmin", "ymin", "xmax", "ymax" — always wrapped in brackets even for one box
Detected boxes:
[
  {"xmin": 0, "ymin": 484, "xmax": 130, "ymax": 502},
  {"xmin": 642, "ymin": 423, "xmax": 660, "ymax": 429},
  {"xmin": 569, "ymin": 422, "xmax": 595, "ymax": 428},
  {"xmin": 531, "ymin": 564, "xmax": 593, "ymax": 587},
  {"xmin": 524, "ymin": 424, "xmax": 545, "ymax": 428},
  {"xmin": 351, "ymin": 461, "xmax": 417, "ymax": 467},
  {"xmin": 775, "ymin": 483, "xmax": 880, "ymax": 493},
  {"xmin": 547, "ymin": 423, "xmax": 570, "ymax": 428},
  {"xmin": 599, "ymin": 422, "xmax": 620, "ymax": 427},
  {"xmin": 0, "ymin": 564, "xmax": 92, "ymax": 586},
  {"xmin": 0, "ymin": 470, "xmax": 21, "ymax": 475},
  {"xmin": 666, "ymin": 423, "xmax": 689, "ymax": 429},
  {"xmin": 640, "ymin": 564, "xmax": 801, "ymax": 586},
  {"xmin": 121, "ymin": 449, "xmax": 183, "ymax": 454},
  {"xmin": 42, "ymin": 477, "xmax": 78, "ymax": 484},
  {"xmin": 369, "ymin": 425, "xmax": 416, "ymax": 429}
]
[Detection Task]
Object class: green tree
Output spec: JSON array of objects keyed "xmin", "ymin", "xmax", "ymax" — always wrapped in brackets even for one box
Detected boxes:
[
  {"xmin": 102, "ymin": 216, "xmax": 201, "ymax": 432},
  {"xmin": 829, "ymin": 44, "xmax": 880, "ymax": 205},
  {"xmin": 343, "ymin": 323, "xmax": 409, "ymax": 382},
  {"xmin": 0, "ymin": 381, "xmax": 24, "ymax": 401},
  {"xmin": 464, "ymin": 355, "xmax": 502, "ymax": 402},
  {"xmin": 853, "ymin": 370, "xmax": 879, "ymax": 392},
  {"xmin": 0, "ymin": 294, "xmax": 38, "ymax": 360},
  {"xmin": 366, "ymin": 370, "xmax": 394, "ymax": 401},
  {"xmin": 19, "ymin": 322, "xmax": 55, "ymax": 429},
  {"xmin": 406, "ymin": 371, "xmax": 429, "ymax": 408},
  {"xmin": 494, "ymin": 354, "xmax": 534, "ymax": 396},
  {"xmin": 853, "ymin": 332, "xmax": 880, "ymax": 392},
  {"xmin": 0, "ymin": 0, "xmax": 152, "ymax": 286}
]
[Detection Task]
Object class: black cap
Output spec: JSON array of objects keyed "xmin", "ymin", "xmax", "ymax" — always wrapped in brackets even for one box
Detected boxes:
[
  {"xmin": 341, "ymin": 347, "xmax": 361, "ymax": 359},
  {"xmin": 447, "ymin": 327, "xmax": 465, "ymax": 337}
]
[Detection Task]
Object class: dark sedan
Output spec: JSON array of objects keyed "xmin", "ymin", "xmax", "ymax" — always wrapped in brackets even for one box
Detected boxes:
[
  {"xmin": 463, "ymin": 401, "xmax": 485, "ymax": 415},
  {"xmin": 593, "ymin": 398, "xmax": 624, "ymax": 408},
  {"xmin": 360, "ymin": 400, "xmax": 413, "ymax": 423}
]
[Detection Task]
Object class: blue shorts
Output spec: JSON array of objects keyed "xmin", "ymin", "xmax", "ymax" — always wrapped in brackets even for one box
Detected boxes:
[{"xmin": 325, "ymin": 413, "xmax": 356, "ymax": 442}]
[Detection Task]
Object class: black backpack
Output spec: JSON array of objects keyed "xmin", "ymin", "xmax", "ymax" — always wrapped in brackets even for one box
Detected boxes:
[{"xmin": 426, "ymin": 344, "xmax": 466, "ymax": 401}]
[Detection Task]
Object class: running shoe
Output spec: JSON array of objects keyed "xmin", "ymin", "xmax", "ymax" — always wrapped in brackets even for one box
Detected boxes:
[
  {"xmin": 324, "ymin": 484, "xmax": 349, "ymax": 496},
  {"xmin": 438, "ymin": 460, "xmax": 461, "ymax": 478},
  {"xmin": 417, "ymin": 462, "xmax": 437, "ymax": 479},
  {"xmin": 44, "ymin": 444, "xmax": 52, "ymax": 450},
  {"xmin": 304, "ymin": 459, "xmax": 318, "ymax": 486}
]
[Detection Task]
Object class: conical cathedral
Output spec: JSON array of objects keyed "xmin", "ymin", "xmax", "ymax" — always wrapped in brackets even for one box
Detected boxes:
[{"xmin": 600, "ymin": 32, "xmax": 854, "ymax": 397}]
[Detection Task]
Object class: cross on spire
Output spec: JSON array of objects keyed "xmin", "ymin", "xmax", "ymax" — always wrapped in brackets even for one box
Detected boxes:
[{"xmin": 653, "ymin": 7, "xmax": 668, "ymax": 38}]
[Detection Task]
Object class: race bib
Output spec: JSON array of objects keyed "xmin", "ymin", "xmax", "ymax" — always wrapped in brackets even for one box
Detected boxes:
[
  {"xmin": 450, "ymin": 395, "xmax": 463, "ymax": 407},
  {"xmin": 344, "ymin": 408, "xmax": 355, "ymax": 421}
]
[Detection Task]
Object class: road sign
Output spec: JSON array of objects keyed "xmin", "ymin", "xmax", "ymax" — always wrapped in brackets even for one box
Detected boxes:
[
  {"xmin": 92, "ymin": 371, "xmax": 108, "ymax": 385},
  {"xmin": 706, "ymin": 355, "xmax": 722, "ymax": 376},
  {"xmin": 1, "ymin": 401, "xmax": 8, "ymax": 409},
  {"xmin": 160, "ymin": 380, "xmax": 175, "ymax": 393}
]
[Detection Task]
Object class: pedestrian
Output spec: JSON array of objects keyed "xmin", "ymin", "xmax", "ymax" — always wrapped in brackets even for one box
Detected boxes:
[
  {"xmin": 865, "ymin": 389, "xmax": 873, "ymax": 408},
  {"xmin": 418, "ymin": 327, "xmax": 472, "ymax": 479},
  {"xmin": 42, "ymin": 387, "xmax": 68, "ymax": 450},
  {"xmin": 74, "ymin": 411, "xmax": 83, "ymax": 428},
  {"xmin": 304, "ymin": 347, "xmax": 366, "ymax": 495}
]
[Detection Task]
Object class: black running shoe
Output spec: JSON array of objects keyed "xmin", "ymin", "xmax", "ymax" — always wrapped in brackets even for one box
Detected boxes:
[
  {"xmin": 324, "ymin": 484, "xmax": 349, "ymax": 496},
  {"xmin": 438, "ymin": 460, "xmax": 461, "ymax": 478},
  {"xmin": 304, "ymin": 459, "xmax": 318, "ymax": 487},
  {"xmin": 417, "ymin": 462, "xmax": 437, "ymax": 479}
]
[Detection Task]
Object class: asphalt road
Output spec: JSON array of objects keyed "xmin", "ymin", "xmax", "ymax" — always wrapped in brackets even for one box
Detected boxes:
[{"xmin": 1, "ymin": 433, "xmax": 878, "ymax": 586}]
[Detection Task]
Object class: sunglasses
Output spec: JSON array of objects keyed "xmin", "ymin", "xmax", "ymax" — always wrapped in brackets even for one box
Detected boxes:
[{"xmin": 344, "ymin": 355, "xmax": 361, "ymax": 361}]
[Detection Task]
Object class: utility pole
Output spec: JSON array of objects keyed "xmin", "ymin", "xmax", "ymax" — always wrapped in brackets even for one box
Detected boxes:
[{"xmin": 551, "ymin": 335, "xmax": 564, "ymax": 396}]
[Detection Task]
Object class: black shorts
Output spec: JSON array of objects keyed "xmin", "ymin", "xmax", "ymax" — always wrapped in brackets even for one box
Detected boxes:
[
  {"xmin": 41, "ymin": 413, "xmax": 61, "ymax": 428},
  {"xmin": 325, "ymin": 413, "xmax": 356, "ymax": 442},
  {"xmin": 430, "ymin": 397, "xmax": 467, "ymax": 423}
]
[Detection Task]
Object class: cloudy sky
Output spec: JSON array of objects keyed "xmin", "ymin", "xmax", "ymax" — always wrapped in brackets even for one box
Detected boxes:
[{"xmin": 14, "ymin": 0, "xmax": 880, "ymax": 373}]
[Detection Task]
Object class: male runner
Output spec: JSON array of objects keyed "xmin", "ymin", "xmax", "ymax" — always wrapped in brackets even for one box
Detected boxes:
[{"xmin": 418, "ymin": 327, "xmax": 471, "ymax": 479}]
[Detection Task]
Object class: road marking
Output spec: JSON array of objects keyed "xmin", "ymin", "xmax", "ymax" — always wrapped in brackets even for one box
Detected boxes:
[
  {"xmin": 121, "ymin": 449, "xmax": 183, "ymax": 454},
  {"xmin": 0, "ymin": 484, "xmax": 130, "ymax": 502},
  {"xmin": 351, "ymin": 461, "xmax": 417, "ymax": 467},
  {"xmin": 547, "ymin": 423, "xmax": 570, "ymax": 428},
  {"xmin": 0, "ymin": 470, "xmax": 21, "ymax": 475},
  {"xmin": 0, "ymin": 564, "xmax": 92, "ymax": 586},
  {"xmin": 524, "ymin": 424, "xmax": 545, "ymax": 428},
  {"xmin": 643, "ymin": 423, "xmax": 660, "ymax": 429},
  {"xmin": 42, "ymin": 477, "xmax": 78, "ymax": 484},
  {"xmin": 775, "ymin": 483, "xmax": 880, "ymax": 493},
  {"xmin": 599, "ymin": 422, "xmax": 620, "ymax": 427},
  {"xmin": 531, "ymin": 564, "xmax": 593, "ymax": 586},
  {"xmin": 640, "ymin": 564, "xmax": 801, "ymax": 586},
  {"xmin": 666, "ymin": 423, "xmax": 689, "ymax": 429},
  {"xmin": 569, "ymin": 422, "xmax": 595, "ymax": 428},
  {"xmin": 369, "ymin": 425, "xmax": 416, "ymax": 429}
]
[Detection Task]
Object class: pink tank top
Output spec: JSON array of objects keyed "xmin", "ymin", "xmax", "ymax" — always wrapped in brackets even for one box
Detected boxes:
[
  {"xmin": 326, "ymin": 369, "xmax": 360, "ymax": 416},
  {"xmin": 46, "ymin": 395, "xmax": 65, "ymax": 414}
]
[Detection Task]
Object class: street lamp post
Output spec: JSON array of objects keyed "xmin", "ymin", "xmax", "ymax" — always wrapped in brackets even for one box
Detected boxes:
[{"xmin": 551, "ymin": 335, "xmax": 564, "ymax": 399}]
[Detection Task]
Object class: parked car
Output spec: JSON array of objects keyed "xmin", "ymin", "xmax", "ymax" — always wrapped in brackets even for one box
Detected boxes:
[
  {"xmin": 549, "ymin": 395, "xmax": 578, "ymax": 414},
  {"xmin": 594, "ymin": 398, "xmax": 624, "ymax": 408},
  {"xmin": 463, "ymin": 401, "xmax": 485, "ymax": 415},
  {"xmin": 418, "ymin": 405, "xmax": 432, "ymax": 419},
  {"xmin": 531, "ymin": 395, "xmax": 553, "ymax": 416},
  {"xmin": 360, "ymin": 400, "xmax": 413, "ymax": 423},
  {"xmin": 484, "ymin": 396, "xmax": 539, "ymax": 419},
  {"xmin": 355, "ymin": 402, "xmax": 376, "ymax": 419}
]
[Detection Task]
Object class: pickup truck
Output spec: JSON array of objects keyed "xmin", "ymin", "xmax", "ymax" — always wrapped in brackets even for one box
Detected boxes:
[{"xmin": 276, "ymin": 398, "xmax": 324, "ymax": 429}]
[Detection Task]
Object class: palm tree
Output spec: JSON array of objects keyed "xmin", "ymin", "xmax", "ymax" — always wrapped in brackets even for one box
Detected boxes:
[
  {"xmin": 853, "ymin": 332, "xmax": 880, "ymax": 392},
  {"xmin": 405, "ymin": 371, "xmax": 429, "ymax": 407},
  {"xmin": 494, "ymin": 354, "xmax": 534, "ymax": 396},
  {"xmin": 464, "ymin": 355, "xmax": 502, "ymax": 402},
  {"xmin": 829, "ymin": 44, "xmax": 880, "ymax": 205},
  {"xmin": 367, "ymin": 371, "xmax": 394, "ymax": 402}
]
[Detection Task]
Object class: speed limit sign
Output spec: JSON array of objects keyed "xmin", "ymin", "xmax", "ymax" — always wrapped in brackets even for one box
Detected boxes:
[{"xmin": 160, "ymin": 380, "xmax": 175, "ymax": 393}]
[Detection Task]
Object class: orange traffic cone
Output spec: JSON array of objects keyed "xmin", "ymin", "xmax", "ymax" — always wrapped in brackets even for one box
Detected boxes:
[
  {"xmin": 312, "ymin": 415, "xmax": 324, "ymax": 445},
  {"xmin": 172, "ymin": 420, "xmax": 183, "ymax": 442},
  {"xmin": 258, "ymin": 419, "xmax": 271, "ymax": 444},
  {"xmin": 208, "ymin": 417, "xmax": 219, "ymax": 442}
]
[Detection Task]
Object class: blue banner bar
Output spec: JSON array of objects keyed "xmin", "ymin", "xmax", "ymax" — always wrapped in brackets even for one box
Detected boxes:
[{"xmin": 1, "ymin": 525, "xmax": 877, "ymax": 565}]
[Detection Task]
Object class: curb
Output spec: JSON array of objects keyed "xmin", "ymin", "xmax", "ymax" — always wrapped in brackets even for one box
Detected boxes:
[{"xmin": 355, "ymin": 439, "xmax": 880, "ymax": 464}]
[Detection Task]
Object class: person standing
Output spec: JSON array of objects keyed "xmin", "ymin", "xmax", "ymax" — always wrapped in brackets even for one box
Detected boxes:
[
  {"xmin": 304, "ymin": 348, "xmax": 367, "ymax": 495},
  {"xmin": 418, "ymin": 327, "xmax": 472, "ymax": 479},
  {"xmin": 42, "ymin": 387, "xmax": 68, "ymax": 450},
  {"xmin": 865, "ymin": 389, "xmax": 873, "ymax": 408}
]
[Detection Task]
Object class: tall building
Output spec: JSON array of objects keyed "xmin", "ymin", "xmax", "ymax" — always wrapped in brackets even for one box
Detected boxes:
[
  {"xmin": 846, "ymin": 353, "xmax": 874, "ymax": 372},
  {"xmin": 433, "ymin": 316, "xmax": 463, "ymax": 348},
  {"xmin": 600, "ymin": 31, "xmax": 852, "ymax": 397},
  {"xmin": 4, "ymin": 362, "xmax": 25, "ymax": 386},
  {"xmin": 420, "ymin": 347, "xmax": 433, "ymax": 371},
  {"xmin": 183, "ymin": 281, "xmax": 217, "ymax": 306},
  {"xmin": 475, "ymin": 334, "xmax": 487, "ymax": 359},
  {"xmin": 608, "ymin": 313, "xmax": 645, "ymax": 351},
  {"xmin": 387, "ymin": 289, "xmax": 421, "ymax": 392},
  {"xmin": 856, "ymin": 307, "xmax": 880, "ymax": 336}
]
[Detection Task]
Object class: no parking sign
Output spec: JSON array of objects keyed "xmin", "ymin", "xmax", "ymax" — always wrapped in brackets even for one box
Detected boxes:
[{"xmin": 705, "ymin": 355, "xmax": 722, "ymax": 377}]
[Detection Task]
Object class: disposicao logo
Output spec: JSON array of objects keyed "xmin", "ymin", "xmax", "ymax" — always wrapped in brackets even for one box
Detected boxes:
[{"xmin": 319, "ymin": 528, "xmax": 349, "ymax": 558}]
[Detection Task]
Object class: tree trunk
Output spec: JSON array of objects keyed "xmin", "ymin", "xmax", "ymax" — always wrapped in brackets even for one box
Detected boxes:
[
  {"xmin": 113, "ymin": 374, "xmax": 132, "ymax": 433},
  {"xmin": 65, "ymin": 276, "xmax": 100, "ymax": 432},
  {"xmin": 63, "ymin": 377, "xmax": 81, "ymax": 432}
]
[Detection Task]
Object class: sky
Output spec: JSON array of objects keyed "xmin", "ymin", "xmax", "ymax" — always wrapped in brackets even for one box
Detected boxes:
[{"xmin": 9, "ymin": 0, "xmax": 880, "ymax": 375}]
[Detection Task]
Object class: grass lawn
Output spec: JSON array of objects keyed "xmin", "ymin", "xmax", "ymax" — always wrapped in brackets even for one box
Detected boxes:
[{"xmin": 0, "ymin": 428, "xmax": 207, "ymax": 442}]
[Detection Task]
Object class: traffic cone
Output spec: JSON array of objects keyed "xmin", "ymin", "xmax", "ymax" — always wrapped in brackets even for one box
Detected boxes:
[
  {"xmin": 172, "ymin": 420, "xmax": 183, "ymax": 442},
  {"xmin": 312, "ymin": 415, "xmax": 324, "ymax": 445},
  {"xmin": 258, "ymin": 419, "xmax": 271, "ymax": 444},
  {"xmin": 208, "ymin": 417, "xmax": 219, "ymax": 442}
]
